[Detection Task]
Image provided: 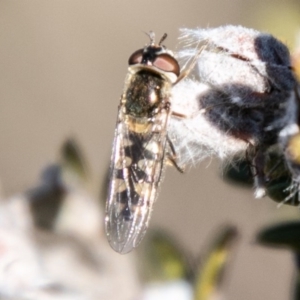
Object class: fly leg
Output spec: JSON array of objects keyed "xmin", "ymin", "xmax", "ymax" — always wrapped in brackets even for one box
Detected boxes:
[
  {"xmin": 173, "ymin": 43, "xmax": 207, "ymax": 86},
  {"xmin": 166, "ymin": 135, "xmax": 185, "ymax": 173}
]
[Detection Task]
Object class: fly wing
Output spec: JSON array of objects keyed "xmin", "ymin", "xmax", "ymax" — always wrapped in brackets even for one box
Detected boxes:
[{"xmin": 105, "ymin": 107, "xmax": 170, "ymax": 254}]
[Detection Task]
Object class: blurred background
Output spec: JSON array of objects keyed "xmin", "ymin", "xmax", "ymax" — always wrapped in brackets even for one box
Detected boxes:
[{"xmin": 0, "ymin": 0, "xmax": 300, "ymax": 299}]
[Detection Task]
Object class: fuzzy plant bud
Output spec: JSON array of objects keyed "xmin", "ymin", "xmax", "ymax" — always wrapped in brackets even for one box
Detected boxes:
[{"xmin": 169, "ymin": 25, "xmax": 297, "ymax": 198}]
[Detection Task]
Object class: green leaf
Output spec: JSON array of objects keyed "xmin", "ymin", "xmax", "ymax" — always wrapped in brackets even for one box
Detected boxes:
[
  {"xmin": 28, "ymin": 165, "xmax": 66, "ymax": 230},
  {"xmin": 60, "ymin": 138, "xmax": 90, "ymax": 185},
  {"xmin": 194, "ymin": 226, "xmax": 238, "ymax": 300},
  {"xmin": 140, "ymin": 230, "xmax": 190, "ymax": 282},
  {"xmin": 257, "ymin": 221, "xmax": 300, "ymax": 250},
  {"xmin": 293, "ymin": 253, "xmax": 300, "ymax": 300},
  {"xmin": 222, "ymin": 156, "xmax": 253, "ymax": 187},
  {"xmin": 263, "ymin": 151, "xmax": 299, "ymax": 206},
  {"xmin": 266, "ymin": 177, "xmax": 299, "ymax": 206}
]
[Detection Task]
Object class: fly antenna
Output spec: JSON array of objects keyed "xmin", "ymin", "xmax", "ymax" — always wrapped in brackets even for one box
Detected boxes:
[
  {"xmin": 159, "ymin": 33, "xmax": 168, "ymax": 45},
  {"xmin": 143, "ymin": 31, "xmax": 156, "ymax": 45}
]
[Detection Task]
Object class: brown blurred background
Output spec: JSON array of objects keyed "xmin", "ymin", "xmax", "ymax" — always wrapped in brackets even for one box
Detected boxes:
[{"xmin": 0, "ymin": 0, "xmax": 300, "ymax": 299}]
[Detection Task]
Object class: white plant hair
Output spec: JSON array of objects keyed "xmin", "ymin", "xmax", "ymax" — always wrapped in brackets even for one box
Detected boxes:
[{"xmin": 169, "ymin": 25, "xmax": 298, "ymax": 199}]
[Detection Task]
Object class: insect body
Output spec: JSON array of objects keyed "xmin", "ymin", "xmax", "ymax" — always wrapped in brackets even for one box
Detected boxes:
[{"xmin": 105, "ymin": 32, "xmax": 181, "ymax": 254}]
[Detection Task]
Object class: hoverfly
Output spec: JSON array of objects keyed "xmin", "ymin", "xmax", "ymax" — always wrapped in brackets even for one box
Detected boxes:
[{"xmin": 105, "ymin": 32, "xmax": 193, "ymax": 254}]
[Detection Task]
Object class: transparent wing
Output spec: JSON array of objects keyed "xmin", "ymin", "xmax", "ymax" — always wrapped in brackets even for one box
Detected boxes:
[{"xmin": 105, "ymin": 108, "xmax": 170, "ymax": 254}]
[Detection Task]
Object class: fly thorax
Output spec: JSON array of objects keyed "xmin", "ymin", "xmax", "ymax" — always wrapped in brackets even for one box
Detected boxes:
[{"xmin": 125, "ymin": 71, "xmax": 169, "ymax": 118}]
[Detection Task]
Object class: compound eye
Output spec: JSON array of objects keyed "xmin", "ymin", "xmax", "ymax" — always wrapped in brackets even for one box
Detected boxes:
[
  {"xmin": 153, "ymin": 54, "xmax": 180, "ymax": 76},
  {"xmin": 128, "ymin": 49, "xmax": 144, "ymax": 65}
]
